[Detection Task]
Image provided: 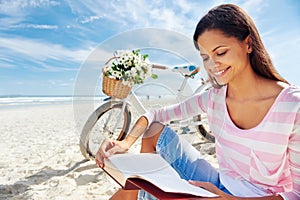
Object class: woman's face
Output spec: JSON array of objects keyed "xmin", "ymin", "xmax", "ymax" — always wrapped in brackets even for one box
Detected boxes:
[{"xmin": 197, "ymin": 29, "xmax": 251, "ymax": 85}]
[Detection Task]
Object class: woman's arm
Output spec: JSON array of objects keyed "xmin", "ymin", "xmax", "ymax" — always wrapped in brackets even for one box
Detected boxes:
[
  {"xmin": 95, "ymin": 116, "xmax": 148, "ymax": 167},
  {"xmin": 280, "ymin": 107, "xmax": 300, "ymax": 199},
  {"xmin": 123, "ymin": 116, "xmax": 148, "ymax": 148},
  {"xmin": 143, "ymin": 91, "xmax": 209, "ymax": 128},
  {"xmin": 96, "ymin": 90, "xmax": 210, "ymax": 167},
  {"xmin": 120, "ymin": 91, "xmax": 209, "ymax": 152}
]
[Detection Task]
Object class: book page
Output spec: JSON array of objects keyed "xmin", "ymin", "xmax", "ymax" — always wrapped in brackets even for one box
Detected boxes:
[{"xmin": 106, "ymin": 153, "xmax": 218, "ymax": 197}]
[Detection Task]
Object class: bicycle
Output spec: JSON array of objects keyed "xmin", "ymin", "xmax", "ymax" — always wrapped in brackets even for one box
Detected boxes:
[{"xmin": 79, "ymin": 63, "xmax": 215, "ymax": 160}]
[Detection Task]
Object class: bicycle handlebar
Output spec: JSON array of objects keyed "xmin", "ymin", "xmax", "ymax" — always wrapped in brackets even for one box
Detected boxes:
[
  {"xmin": 151, "ymin": 64, "xmax": 168, "ymax": 70},
  {"xmin": 152, "ymin": 64, "xmax": 202, "ymax": 78}
]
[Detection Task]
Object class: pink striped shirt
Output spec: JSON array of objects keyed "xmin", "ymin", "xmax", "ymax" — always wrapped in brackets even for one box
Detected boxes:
[{"xmin": 143, "ymin": 85, "xmax": 300, "ymax": 199}]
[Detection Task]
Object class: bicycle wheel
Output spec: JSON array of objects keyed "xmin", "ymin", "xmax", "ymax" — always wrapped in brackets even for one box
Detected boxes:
[
  {"xmin": 194, "ymin": 114, "xmax": 215, "ymax": 143},
  {"xmin": 79, "ymin": 101, "xmax": 131, "ymax": 159}
]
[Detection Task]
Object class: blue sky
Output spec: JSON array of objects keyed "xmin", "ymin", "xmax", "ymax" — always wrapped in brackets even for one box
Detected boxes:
[{"xmin": 0, "ymin": 0, "xmax": 299, "ymax": 96}]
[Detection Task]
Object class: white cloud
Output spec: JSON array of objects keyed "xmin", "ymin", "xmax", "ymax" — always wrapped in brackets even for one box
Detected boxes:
[
  {"xmin": 0, "ymin": 0, "xmax": 60, "ymax": 28},
  {"xmin": 176, "ymin": 0, "xmax": 193, "ymax": 13},
  {"xmin": 67, "ymin": 0, "xmax": 200, "ymax": 34},
  {"xmin": 267, "ymin": 32, "xmax": 300, "ymax": 67},
  {"xmin": 10, "ymin": 24, "xmax": 58, "ymax": 30},
  {"xmin": 148, "ymin": 8, "xmax": 184, "ymax": 30},
  {"xmin": 0, "ymin": 36, "xmax": 93, "ymax": 71},
  {"xmin": 80, "ymin": 15, "xmax": 102, "ymax": 24},
  {"xmin": 0, "ymin": 0, "xmax": 60, "ymax": 14},
  {"xmin": 92, "ymin": 28, "xmax": 201, "ymax": 65}
]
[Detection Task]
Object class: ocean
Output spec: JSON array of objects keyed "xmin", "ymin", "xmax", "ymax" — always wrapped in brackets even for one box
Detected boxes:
[
  {"xmin": 0, "ymin": 95, "xmax": 76, "ymax": 108},
  {"xmin": 0, "ymin": 93, "xmax": 177, "ymax": 110}
]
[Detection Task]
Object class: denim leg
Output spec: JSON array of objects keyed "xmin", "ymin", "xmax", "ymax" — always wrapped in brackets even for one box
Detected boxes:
[
  {"xmin": 138, "ymin": 190, "xmax": 157, "ymax": 200},
  {"xmin": 156, "ymin": 126, "xmax": 220, "ymax": 183}
]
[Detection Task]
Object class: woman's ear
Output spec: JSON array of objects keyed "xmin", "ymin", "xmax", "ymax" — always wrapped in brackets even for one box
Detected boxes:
[{"xmin": 245, "ymin": 35, "xmax": 252, "ymax": 53}]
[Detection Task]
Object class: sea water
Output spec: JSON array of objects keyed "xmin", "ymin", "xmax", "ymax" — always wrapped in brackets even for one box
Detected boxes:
[{"xmin": 0, "ymin": 95, "xmax": 77, "ymax": 109}]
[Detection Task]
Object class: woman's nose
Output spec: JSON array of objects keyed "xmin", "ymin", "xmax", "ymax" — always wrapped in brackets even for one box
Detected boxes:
[{"xmin": 206, "ymin": 58, "xmax": 219, "ymax": 69}]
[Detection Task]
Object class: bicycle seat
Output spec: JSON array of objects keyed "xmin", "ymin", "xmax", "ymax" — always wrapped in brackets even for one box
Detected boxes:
[{"xmin": 172, "ymin": 65, "xmax": 200, "ymax": 77}]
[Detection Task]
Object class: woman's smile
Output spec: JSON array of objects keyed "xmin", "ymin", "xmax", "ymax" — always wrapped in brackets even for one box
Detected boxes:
[{"xmin": 211, "ymin": 66, "xmax": 231, "ymax": 78}]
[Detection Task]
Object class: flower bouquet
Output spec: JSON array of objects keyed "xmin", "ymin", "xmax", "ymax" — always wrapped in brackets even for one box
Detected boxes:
[{"xmin": 102, "ymin": 49, "xmax": 157, "ymax": 99}]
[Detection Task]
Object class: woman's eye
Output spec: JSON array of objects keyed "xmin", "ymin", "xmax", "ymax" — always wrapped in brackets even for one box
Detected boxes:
[{"xmin": 217, "ymin": 51, "xmax": 227, "ymax": 56}]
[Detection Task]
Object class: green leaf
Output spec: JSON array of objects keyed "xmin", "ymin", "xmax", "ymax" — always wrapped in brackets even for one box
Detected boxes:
[
  {"xmin": 143, "ymin": 54, "xmax": 149, "ymax": 60},
  {"xmin": 104, "ymin": 71, "xmax": 111, "ymax": 76},
  {"xmin": 151, "ymin": 74, "xmax": 158, "ymax": 79}
]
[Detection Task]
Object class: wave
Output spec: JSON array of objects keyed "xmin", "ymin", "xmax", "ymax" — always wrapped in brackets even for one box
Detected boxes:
[{"xmin": 0, "ymin": 96, "xmax": 75, "ymax": 107}]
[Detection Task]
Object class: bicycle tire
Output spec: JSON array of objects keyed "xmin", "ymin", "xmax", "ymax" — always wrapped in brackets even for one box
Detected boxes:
[
  {"xmin": 79, "ymin": 101, "xmax": 131, "ymax": 159},
  {"xmin": 194, "ymin": 114, "xmax": 215, "ymax": 143}
]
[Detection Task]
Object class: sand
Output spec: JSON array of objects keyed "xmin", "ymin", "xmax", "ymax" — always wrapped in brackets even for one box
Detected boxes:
[{"xmin": 0, "ymin": 103, "xmax": 217, "ymax": 200}]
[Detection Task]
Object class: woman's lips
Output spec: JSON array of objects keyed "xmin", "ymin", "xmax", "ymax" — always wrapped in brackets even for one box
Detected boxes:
[{"xmin": 212, "ymin": 66, "xmax": 230, "ymax": 77}]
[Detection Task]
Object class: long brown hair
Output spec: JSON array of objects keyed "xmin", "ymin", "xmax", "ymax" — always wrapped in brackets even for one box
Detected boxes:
[{"xmin": 193, "ymin": 4, "xmax": 288, "ymax": 86}]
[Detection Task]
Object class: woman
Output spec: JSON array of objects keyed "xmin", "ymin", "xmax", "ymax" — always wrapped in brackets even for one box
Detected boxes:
[{"xmin": 96, "ymin": 4, "xmax": 300, "ymax": 200}]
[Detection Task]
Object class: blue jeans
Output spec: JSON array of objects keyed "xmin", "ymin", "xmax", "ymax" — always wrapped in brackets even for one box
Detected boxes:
[{"xmin": 138, "ymin": 125, "xmax": 230, "ymax": 200}]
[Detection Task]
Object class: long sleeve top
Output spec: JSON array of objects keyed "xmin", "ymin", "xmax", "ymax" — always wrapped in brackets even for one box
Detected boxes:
[{"xmin": 143, "ymin": 85, "xmax": 300, "ymax": 199}]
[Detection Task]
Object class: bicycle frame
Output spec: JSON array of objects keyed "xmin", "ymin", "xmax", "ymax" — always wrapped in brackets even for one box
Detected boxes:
[{"xmin": 103, "ymin": 67, "xmax": 212, "ymax": 134}]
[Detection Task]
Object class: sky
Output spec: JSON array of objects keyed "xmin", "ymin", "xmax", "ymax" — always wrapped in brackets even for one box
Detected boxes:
[{"xmin": 0, "ymin": 0, "xmax": 299, "ymax": 96}]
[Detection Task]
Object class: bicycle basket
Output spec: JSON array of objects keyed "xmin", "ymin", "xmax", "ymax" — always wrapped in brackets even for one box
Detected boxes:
[
  {"xmin": 102, "ymin": 73, "xmax": 131, "ymax": 99},
  {"xmin": 102, "ymin": 55, "xmax": 137, "ymax": 99}
]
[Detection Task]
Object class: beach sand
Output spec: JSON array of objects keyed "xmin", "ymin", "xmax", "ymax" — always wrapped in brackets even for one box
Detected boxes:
[{"xmin": 0, "ymin": 103, "xmax": 217, "ymax": 200}]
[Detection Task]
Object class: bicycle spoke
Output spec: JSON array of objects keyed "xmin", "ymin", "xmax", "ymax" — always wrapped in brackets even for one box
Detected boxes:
[{"xmin": 87, "ymin": 107, "xmax": 126, "ymax": 156}]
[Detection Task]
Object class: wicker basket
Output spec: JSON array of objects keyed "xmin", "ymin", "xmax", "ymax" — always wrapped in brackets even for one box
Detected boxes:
[{"xmin": 102, "ymin": 73, "xmax": 131, "ymax": 99}]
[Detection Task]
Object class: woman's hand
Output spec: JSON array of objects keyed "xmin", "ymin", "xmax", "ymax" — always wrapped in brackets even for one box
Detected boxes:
[
  {"xmin": 189, "ymin": 180, "xmax": 235, "ymax": 200},
  {"xmin": 95, "ymin": 139, "xmax": 130, "ymax": 168}
]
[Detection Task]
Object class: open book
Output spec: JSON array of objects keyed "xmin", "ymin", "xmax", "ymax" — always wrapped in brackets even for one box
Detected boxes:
[{"xmin": 102, "ymin": 153, "xmax": 218, "ymax": 199}]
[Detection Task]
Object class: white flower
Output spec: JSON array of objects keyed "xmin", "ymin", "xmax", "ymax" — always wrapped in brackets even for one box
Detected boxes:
[
  {"xmin": 125, "ymin": 61, "xmax": 131, "ymax": 68},
  {"xmin": 122, "ymin": 80, "xmax": 130, "ymax": 86},
  {"xmin": 130, "ymin": 67, "xmax": 137, "ymax": 76},
  {"xmin": 112, "ymin": 71, "xmax": 122, "ymax": 79},
  {"xmin": 103, "ymin": 49, "xmax": 156, "ymax": 86}
]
